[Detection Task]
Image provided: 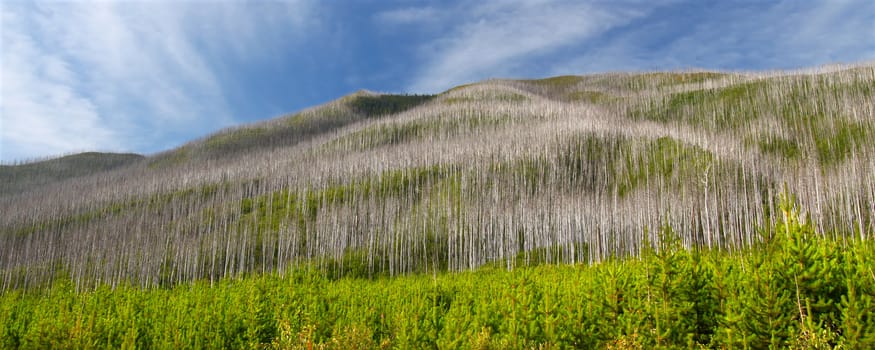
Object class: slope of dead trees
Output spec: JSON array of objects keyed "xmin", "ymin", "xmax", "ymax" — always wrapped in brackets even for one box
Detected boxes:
[{"xmin": 1, "ymin": 63, "xmax": 873, "ymax": 291}]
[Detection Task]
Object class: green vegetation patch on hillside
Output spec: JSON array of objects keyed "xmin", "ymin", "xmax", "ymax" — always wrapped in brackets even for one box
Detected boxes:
[
  {"xmin": 2, "ymin": 182, "xmax": 227, "ymax": 239},
  {"xmin": 238, "ymin": 164, "xmax": 448, "ymax": 225},
  {"xmin": 633, "ymin": 79, "xmax": 772, "ymax": 129},
  {"xmin": 204, "ymin": 127, "xmax": 269, "ymax": 151},
  {"xmin": 754, "ymin": 135, "xmax": 802, "ymax": 160},
  {"xmin": 323, "ymin": 112, "xmax": 517, "ymax": 152},
  {"xmin": 553, "ymin": 133, "xmax": 716, "ymax": 197},
  {"xmin": 632, "ymin": 72, "xmax": 874, "ymax": 167},
  {"xmin": 228, "ymin": 165, "xmax": 458, "ymax": 276},
  {"xmin": 443, "ymin": 91, "xmax": 527, "ymax": 104},
  {"xmin": 614, "ymin": 136, "xmax": 715, "ymax": 197},
  {"xmin": 349, "ymin": 94, "xmax": 435, "ymax": 117},
  {"xmin": 147, "ymin": 146, "xmax": 191, "ymax": 169},
  {"xmin": 814, "ymin": 119, "xmax": 871, "ymax": 167},
  {"xmin": 526, "ymin": 75, "xmax": 585, "ymax": 89},
  {"xmin": 565, "ymin": 90, "xmax": 617, "ymax": 104}
]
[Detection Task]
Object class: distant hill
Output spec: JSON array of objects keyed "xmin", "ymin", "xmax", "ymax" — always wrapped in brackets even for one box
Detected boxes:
[
  {"xmin": 1, "ymin": 63, "xmax": 872, "ymax": 291},
  {"xmin": 146, "ymin": 90, "xmax": 435, "ymax": 168},
  {"xmin": 0, "ymin": 152, "xmax": 144, "ymax": 196}
]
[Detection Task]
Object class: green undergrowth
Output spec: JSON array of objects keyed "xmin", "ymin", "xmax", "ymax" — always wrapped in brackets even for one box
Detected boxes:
[
  {"xmin": 349, "ymin": 94, "xmax": 435, "ymax": 117},
  {"xmin": 4, "ymin": 134, "xmax": 733, "ymax": 288},
  {"xmin": 613, "ymin": 136, "xmax": 714, "ymax": 197},
  {"xmin": 632, "ymin": 79, "xmax": 773, "ymax": 129},
  {"xmin": 813, "ymin": 119, "xmax": 870, "ymax": 167},
  {"xmin": 749, "ymin": 118, "xmax": 871, "ymax": 168},
  {"xmin": 238, "ymin": 164, "xmax": 450, "ymax": 224},
  {"xmin": 204, "ymin": 128, "xmax": 269, "ymax": 151},
  {"xmin": 754, "ymin": 135, "xmax": 802, "ymax": 160},
  {"xmin": 268, "ymin": 135, "xmax": 722, "ymax": 273},
  {"xmin": 443, "ymin": 91, "xmax": 527, "ymax": 104},
  {"xmin": 2, "ymin": 197, "xmax": 873, "ymax": 349},
  {"xmin": 633, "ymin": 73, "xmax": 873, "ymax": 166},
  {"xmin": 749, "ymin": 119, "xmax": 870, "ymax": 166},
  {"xmin": 147, "ymin": 147, "xmax": 191, "ymax": 169},
  {"xmin": 553, "ymin": 134, "xmax": 716, "ymax": 197},
  {"xmin": 323, "ymin": 112, "xmax": 516, "ymax": 151},
  {"xmin": 484, "ymin": 133, "xmax": 717, "ymax": 199},
  {"xmin": 196, "ymin": 112, "xmax": 340, "ymax": 156},
  {"xmin": 231, "ymin": 165, "xmax": 460, "ymax": 276},
  {"xmin": 2, "ymin": 182, "xmax": 227, "ymax": 239},
  {"xmin": 525, "ymin": 75, "xmax": 585, "ymax": 89},
  {"xmin": 232, "ymin": 135, "xmax": 723, "ymax": 277}
]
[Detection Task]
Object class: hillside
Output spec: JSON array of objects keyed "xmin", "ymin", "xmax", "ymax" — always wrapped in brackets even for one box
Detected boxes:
[
  {"xmin": 0, "ymin": 152, "xmax": 144, "ymax": 196},
  {"xmin": 1, "ymin": 63, "xmax": 873, "ymax": 291}
]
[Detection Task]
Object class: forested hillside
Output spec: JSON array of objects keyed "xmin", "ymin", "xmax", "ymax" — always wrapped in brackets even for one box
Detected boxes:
[
  {"xmin": 1, "ymin": 64, "xmax": 873, "ymax": 291},
  {"xmin": 1, "ymin": 62, "xmax": 874, "ymax": 348},
  {"xmin": 0, "ymin": 152, "xmax": 144, "ymax": 196}
]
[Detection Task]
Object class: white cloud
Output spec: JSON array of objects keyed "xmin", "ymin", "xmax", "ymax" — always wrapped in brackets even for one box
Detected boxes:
[
  {"xmin": 394, "ymin": 0, "xmax": 873, "ymax": 93},
  {"xmin": 551, "ymin": 0, "xmax": 875, "ymax": 74},
  {"xmin": 1, "ymin": 5, "xmax": 116, "ymax": 160},
  {"xmin": 401, "ymin": 1, "xmax": 654, "ymax": 93},
  {"xmin": 0, "ymin": 1, "xmax": 313, "ymax": 162},
  {"xmin": 376, "ymin": 6, "xmax": 439, "ymax": 25}
]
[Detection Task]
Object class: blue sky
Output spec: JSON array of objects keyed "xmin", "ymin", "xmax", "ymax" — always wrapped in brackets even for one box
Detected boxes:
[{"xmin": 2, "ymin": 0, "xmax": 873, "ymax": 163}]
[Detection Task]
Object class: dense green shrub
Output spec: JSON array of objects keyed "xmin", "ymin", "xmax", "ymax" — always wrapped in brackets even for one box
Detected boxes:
[{"xmin": 350, "ymin": 94, "xmax": 435, "ymax": 117}]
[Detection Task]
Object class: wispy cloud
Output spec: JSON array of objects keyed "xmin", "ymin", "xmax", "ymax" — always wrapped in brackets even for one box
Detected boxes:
[
  {"xmin": 551, "ymin": 0, "xmax": 875, "ymax": 74},
  {"xmin": 3, "ymin": 0, "xmax": 870, "ymax": 162},
  {"xmin": 387, "ymin": 0, "xmax": 873, "ymax": 93},
  {"xmin": 1, "ymin": 1, "xmax": 313, "ymax": 162},
  {"xmin": 375, "ymin": 6, "xmax": 440, "ymax": 25},
  {"xmin": 2, "ymin": 4, "xmax": 116, "ymax": 160},
  {"xmin": 391, "ymin": 1, "xmax": 659, "ymax": 93}
]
